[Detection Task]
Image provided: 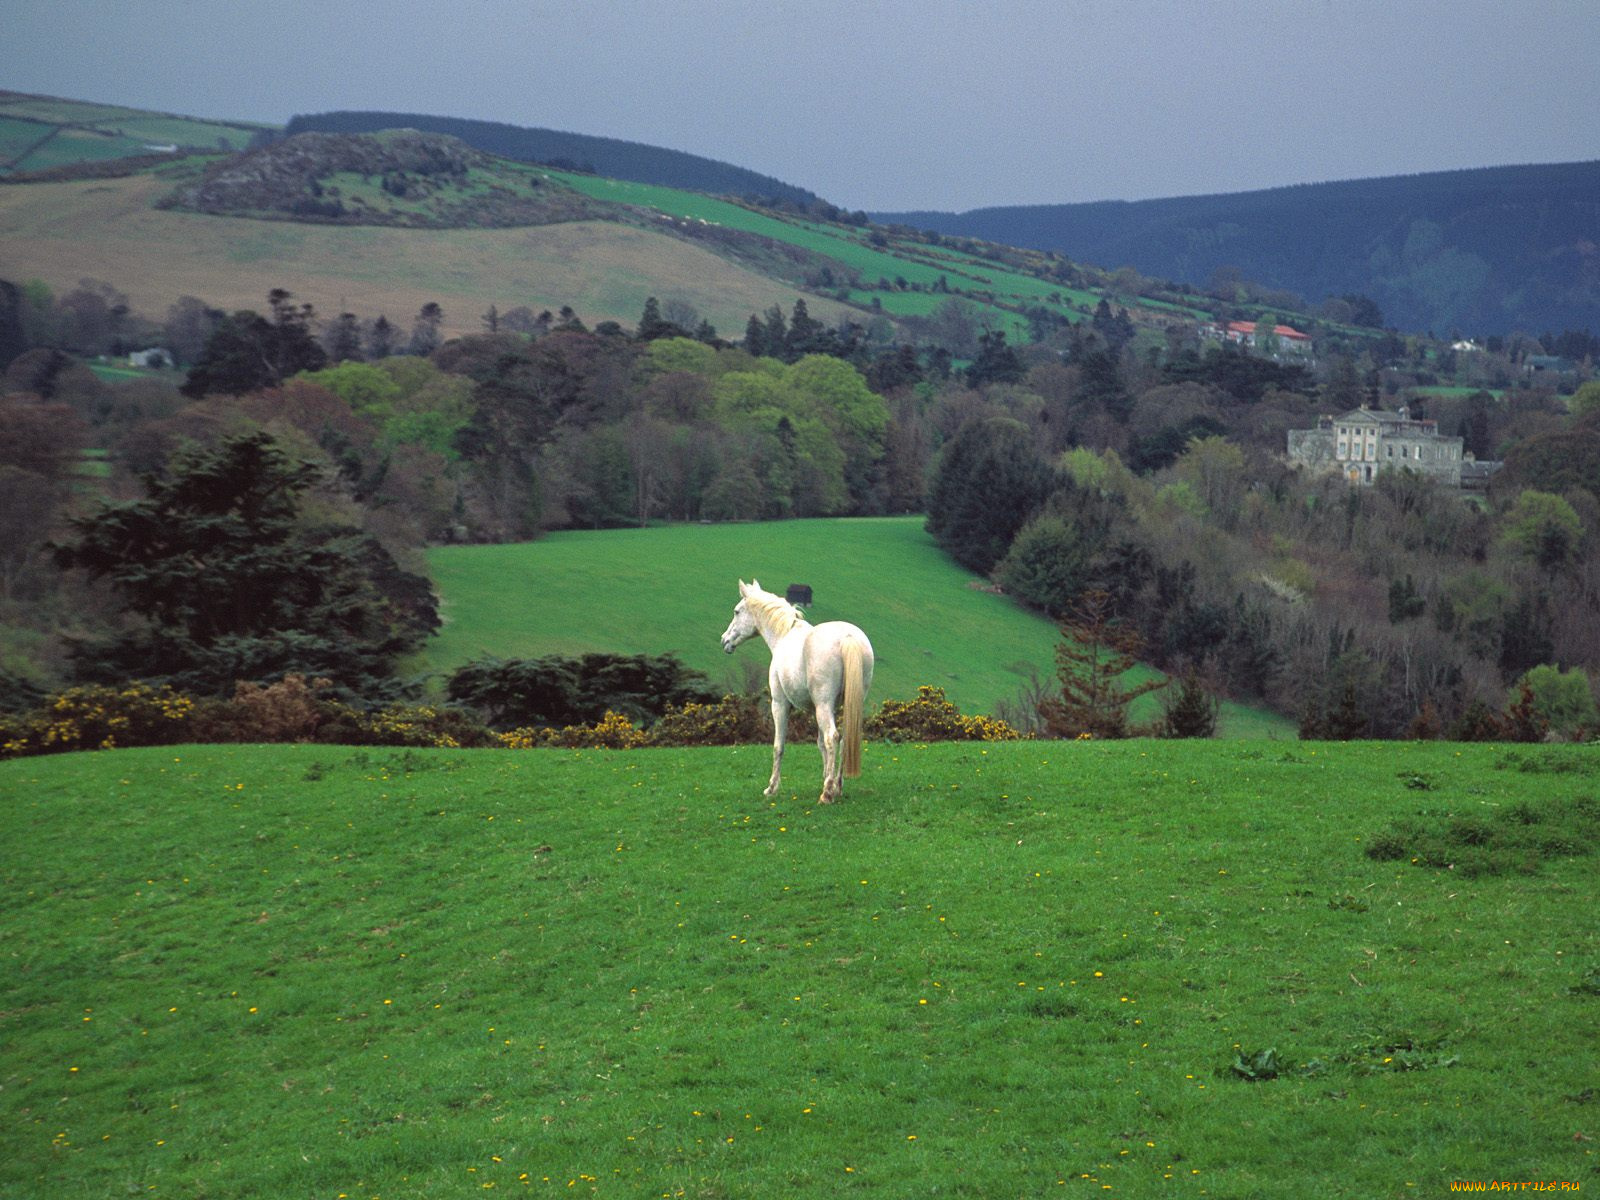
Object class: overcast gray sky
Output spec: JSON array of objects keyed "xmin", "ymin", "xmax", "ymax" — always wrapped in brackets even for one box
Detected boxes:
[{"xmin": 5, "ymin": 0, "xmax": 1597, "ymax": 211}]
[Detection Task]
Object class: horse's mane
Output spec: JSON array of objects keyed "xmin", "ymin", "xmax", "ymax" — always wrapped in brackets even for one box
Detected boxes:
[{"xmin": 744, "ymin": 584, "xmax": 805, "ymax": 637}]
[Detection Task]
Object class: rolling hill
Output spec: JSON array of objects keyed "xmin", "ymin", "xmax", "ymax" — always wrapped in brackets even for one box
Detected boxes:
[
  {"xmin": 0, "ymin": 101, "xmax": 1207, "ymax": 348},
  {"xmin": 875, "ymin": 159, "xmax": 1600, "ymax": 336},
  {"xmin": 286, "ymin": 109, "xmax": 825, "ymax": 209}
]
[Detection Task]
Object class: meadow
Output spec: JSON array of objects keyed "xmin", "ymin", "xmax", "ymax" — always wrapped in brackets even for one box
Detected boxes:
[
  {"xmin": 3, "ymin": 737, "xmax": 1595, "ymax": 1198},
  {"xmin": 421, "ymin": 517, "xmax": 1290, "ymax": 738}
]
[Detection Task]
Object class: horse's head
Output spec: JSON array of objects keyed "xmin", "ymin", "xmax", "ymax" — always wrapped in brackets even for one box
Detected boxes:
[{"xmin": 720, "ymin": 579, "xmax": 761, "ymax": 653}]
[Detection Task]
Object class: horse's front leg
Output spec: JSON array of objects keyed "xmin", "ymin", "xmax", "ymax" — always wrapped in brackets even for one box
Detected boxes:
[
  {"xmin": 765, "ymin": 698, "xmax": 788, "ymax": 796},
  {"xmin": 815, "ymin": 700, "xmax": 840, "ymax": 804}
]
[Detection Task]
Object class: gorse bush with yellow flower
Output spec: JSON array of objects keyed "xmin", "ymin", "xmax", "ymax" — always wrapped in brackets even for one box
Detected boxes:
[
  {"xmin": 1, "ymin": 676, "xmax": 1029, "ymax": 760},
  {"xmin": 0, "ymin": 683, "xmax": 195, "ymax": 757},
  {"xmin": 865, "ymin": 686, "xmax": 1023, "ymax": 743}
]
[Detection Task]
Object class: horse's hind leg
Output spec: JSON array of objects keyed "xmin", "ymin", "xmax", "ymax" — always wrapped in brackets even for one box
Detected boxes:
[
  {"xmin": 815, "ymin": 700, "xmax": 841, "ymax": 804},
  {"xmin": 765, "ymin": 699, "xmax": 788, "ymax": 797}
]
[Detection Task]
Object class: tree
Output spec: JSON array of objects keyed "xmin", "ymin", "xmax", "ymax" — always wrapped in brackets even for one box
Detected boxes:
[
  {"xmin": 925, "ymin": 416, "xmax": 1057, "ymax": 574},
  {"xmin": 324, "ymin": 311, "xmax": 364, "ymax": 363},
  {"xmin": 366, "ymin": 314, "xmax": 399, "ymax": 359},
  {"xmin": 786, "ymin": 298, "xmax": 824, "ymax": 358},
  {"xmin": 1516, "ymin": 664, "xmax": 1598, "ymax": 735},
  {"xmin": 1173, "ymin": 436, "xmax": 1246, "ymax": 528},
  {"xmin": 52, "ymin": 432, "xmax": 433, "ymax": 698},
  {"xmin": 636, "ymin": 296, "xmax": 687, "ymax": 342},
  {"xmin": 963, "ymin": 330, "xmax": 1025, "ymax": 388},
  {"xmin": 1037, "ymin": 590, "xmax": 1167, "ymax": 738},
  {"xmin": 162, "ymin": 295, "xmax": 224, "ymax": 366},
  {"xmin": 446, "ymin": 653, "xmax": 718, "ymax": 729},
  {"xmin": 1161, "ymin": 669, "xmax": 1219, "ymax": 738},
  {"xmin": 1499, "ymin": 490, "xmax": 1583, "ymax": 572},
  {"xmin": 181, "ymin": 290, "xmax": 327, "ymax": 397},
  {"xmin": 996, "ymin": 514, "xmax": 1092, "ymax": 617},
  {"xmin": 408, "ymin": 302, "xmax": 444, "ymax": 356}
]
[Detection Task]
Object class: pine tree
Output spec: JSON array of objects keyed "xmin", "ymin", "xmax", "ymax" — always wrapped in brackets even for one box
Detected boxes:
[
  {"xmin": 52, "ymin": 432, "xmax": 433, "ymax": 698},
  {"xmin": 1161, "ymin": 669, "xmax": 1219, "ymax": 738},
  {"xmin": 1037, "ymin": 590, "xmax": 1167, "ymax": 739}
]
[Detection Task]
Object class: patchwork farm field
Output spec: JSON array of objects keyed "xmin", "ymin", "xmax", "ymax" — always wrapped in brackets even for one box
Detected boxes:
[
  {"xmin": 421, "ymin": 517, "xmax": 1291, "ymax": 737},
  {"xmin": 3, "ymin": 738, "xmax": 1596, "ymax": 1198}
]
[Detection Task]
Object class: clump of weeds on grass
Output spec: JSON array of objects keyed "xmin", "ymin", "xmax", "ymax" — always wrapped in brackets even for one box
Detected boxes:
[{"xmin": 1365, "ymin": 794, "xmax": 1600, "ymax": 876}]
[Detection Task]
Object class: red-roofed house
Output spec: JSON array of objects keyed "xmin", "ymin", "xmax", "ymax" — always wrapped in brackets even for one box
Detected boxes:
[{"xmin": 1199, "ymin": 320, "xmax": 1314, "ymax": 357}]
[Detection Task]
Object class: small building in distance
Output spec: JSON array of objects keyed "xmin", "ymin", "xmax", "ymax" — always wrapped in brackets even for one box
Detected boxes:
[
  {"xmin": 1287, "ymin": 404, "xmax": 1467, "ymax": 487},
  {"xmin": 1199, "ymin": 319, "xmax": 1314, "ymax": 358}
]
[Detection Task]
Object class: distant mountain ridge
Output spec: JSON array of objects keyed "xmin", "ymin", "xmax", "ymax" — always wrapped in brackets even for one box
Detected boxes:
[
  {"xmin": 286, "ymin": 111, "xmax": 824, "ymax": 209},
  {"xmin": 875, "ymin": 160, "xmax": 1600, "ymax": 336}
]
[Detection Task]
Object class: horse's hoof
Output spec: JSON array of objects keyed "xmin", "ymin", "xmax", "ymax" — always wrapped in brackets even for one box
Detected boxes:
[{"xmin": 817, "ymin": 795, "xmax": 835, "ymax": 805}]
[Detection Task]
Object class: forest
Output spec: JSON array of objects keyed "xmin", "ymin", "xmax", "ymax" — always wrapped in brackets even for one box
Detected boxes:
[
  {"xmin": 877, "ymin": 159, "xmax": 1600, "ymax": 337},
  {"xmin": 2, "ymin": 271, "xmax": 1598, "ymax": 742}
]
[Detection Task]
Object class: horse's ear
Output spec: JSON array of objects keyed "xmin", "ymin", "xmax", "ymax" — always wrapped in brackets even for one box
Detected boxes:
[
  {"xmin": 738, "ymin": 579, "xmax": 751, "ymax": 595},
  {"xmin": 749, "ymin": 578, "xmax": 761, "ymax": 593}
]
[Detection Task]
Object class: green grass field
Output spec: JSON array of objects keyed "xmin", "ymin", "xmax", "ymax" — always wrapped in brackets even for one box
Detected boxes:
[
  {"xmin": 422, "ymin": 518, "xmax": 1291, "ymax": 738},
  {"xmin": 3, "ymin": 738, "xmax": 1595, "ymax": 1198}
]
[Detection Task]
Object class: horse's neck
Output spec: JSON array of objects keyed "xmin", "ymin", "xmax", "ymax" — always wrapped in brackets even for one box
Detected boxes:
[{"xmin": 755, "ymin": 608, "xmax": 808, "ymax": 651}]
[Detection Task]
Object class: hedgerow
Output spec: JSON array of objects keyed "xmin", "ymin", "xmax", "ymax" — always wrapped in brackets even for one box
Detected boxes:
[{"xmin": 1, "ymin": 679, "xmax": 1024, "ymax": 758}]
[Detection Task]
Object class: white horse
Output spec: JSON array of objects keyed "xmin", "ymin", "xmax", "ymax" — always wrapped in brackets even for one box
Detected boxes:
[{"xmin": 720, "ymin": 579, "xmax": 875, "ymax": 804}]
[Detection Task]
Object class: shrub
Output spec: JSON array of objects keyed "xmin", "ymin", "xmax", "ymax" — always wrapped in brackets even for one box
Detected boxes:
[
  {"xmin": 648, "ymin": 694, "xmax": 771, "ymax": 746},
  {"xmin": 315, "ymin": 702, "xmax": 495, "ymax": 749},
  {"xmin": 446, "ymin": 653, "xmax": 718, "ymax": 730},
  {"xmin": 1, "ymin": 683, "xmax": 195, "ymax": 757},
  {"xmin": 500, "ymin": 710, "xmax": 649, "ymax": 750},
  {"xmin": 867, "ymin": 686, "xmax": 1022, "ymax": 743},
  {"xmin": 1161, "ymin": 670, "xmax": 1219, "ymax": 738},
  {"xmin": 1516, "ymin": 665, "xmax": 1598, "ymax": 737},
  {"xmin": 214, "ymin": 674, "xmax": 330, "ymax": 742}
]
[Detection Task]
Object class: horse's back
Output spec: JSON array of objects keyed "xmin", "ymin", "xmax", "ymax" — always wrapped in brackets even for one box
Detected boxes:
[{"xmin": 809, "ymin": 621, "xmax": 874, "ymax": 693}]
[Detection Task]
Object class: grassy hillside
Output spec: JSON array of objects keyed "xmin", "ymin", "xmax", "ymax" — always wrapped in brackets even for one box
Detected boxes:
[
  {"xmin": 0, "ymin": 168, "xmax": 856, "ymax": 339},
  {"xmin": 423, "ymin": 517, "xmax": 1293, "ymax": 738},
  {"xmin": 287, "ymin": 109, "xmax": 824, "ymax": 209},
  {"xmin": 0, "ymin": 94, "xmax": 1210, "ymax": 348},
  {"xmin": 4, "ymin": 739, "xmax": 1595, "ymax": 1197}
]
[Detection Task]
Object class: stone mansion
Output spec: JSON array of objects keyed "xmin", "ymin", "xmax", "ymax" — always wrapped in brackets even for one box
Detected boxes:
[{"xmin": 1287, "ymin": 405, "xmax": 1466, "ymax": 486}]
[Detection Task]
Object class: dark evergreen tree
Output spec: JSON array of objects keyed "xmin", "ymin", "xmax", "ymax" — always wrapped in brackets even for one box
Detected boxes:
[
  {"xmin": 786, "ymin": 298, "xmax": 824, "ymax": 359},
  {"xmin": 636, "ymin": 296, "xmax": 687, "ymax": 342},
  {"xmin": 925, "ymin": 416, "xmax": 1057, "ymax": 574},
  {"xmin": 963, "ymin": 330, "xmax": 1025, "ymax": 387},
  {"xmin": 0, "ymin": 279, "xmax": 27, "ymax": 371},
  {"xmin": 408, "ymin": 301, "xmax": 444, "ymax": 356},
  {"xmin": 1161, "ymin": 669, "xmax": 1219, "ymax": 738},
  {"xmin": 51, "ymin": 432, "xmax": 432, "ymax": 698},
  {"xmin": 181, "ymin": 290, "xmax": 327, "ymax": 397},
  {"xmin": 761, "ymin": 305, "xmax": 787, "ymax": 359},
  {"xmin": 743, "ymin": 312, "xmax": 768, "ymax": 357},
  {"xmin": 325, "ymin": 312, "xmax": 364, "ymax": 363},
  {"xmin": 366, "ymin": 314, "xmax": 398, "ymax": 359}
]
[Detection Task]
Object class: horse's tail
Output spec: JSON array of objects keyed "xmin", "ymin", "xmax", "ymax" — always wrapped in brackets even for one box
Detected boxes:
[{"xmin": 841, "ymin": 637, "xmax": 866, "ymax": 778}]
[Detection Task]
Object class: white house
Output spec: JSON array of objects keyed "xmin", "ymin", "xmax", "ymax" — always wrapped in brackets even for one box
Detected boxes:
[{"xmin": 1287, "ymin": 404, "xmax": 1464, "ymax": 486}]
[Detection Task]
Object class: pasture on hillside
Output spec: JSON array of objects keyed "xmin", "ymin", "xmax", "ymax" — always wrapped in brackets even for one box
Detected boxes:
[
  {"xmin": 421, "ymin": 517, "xmax": 1291, "ymax": 738},
  {"xmin": 0, "ymin": 171, "xmax": 855, "ymax": 340},
  {"xmin": 3, "ymin": 738, "xmax": 1596, "ymax": 1198}
]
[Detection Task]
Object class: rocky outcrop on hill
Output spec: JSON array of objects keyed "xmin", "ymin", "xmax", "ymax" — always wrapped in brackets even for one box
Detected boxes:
[{"xmin": 160, "ymin": 130, "xmax": 604, "ymax": 227}]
